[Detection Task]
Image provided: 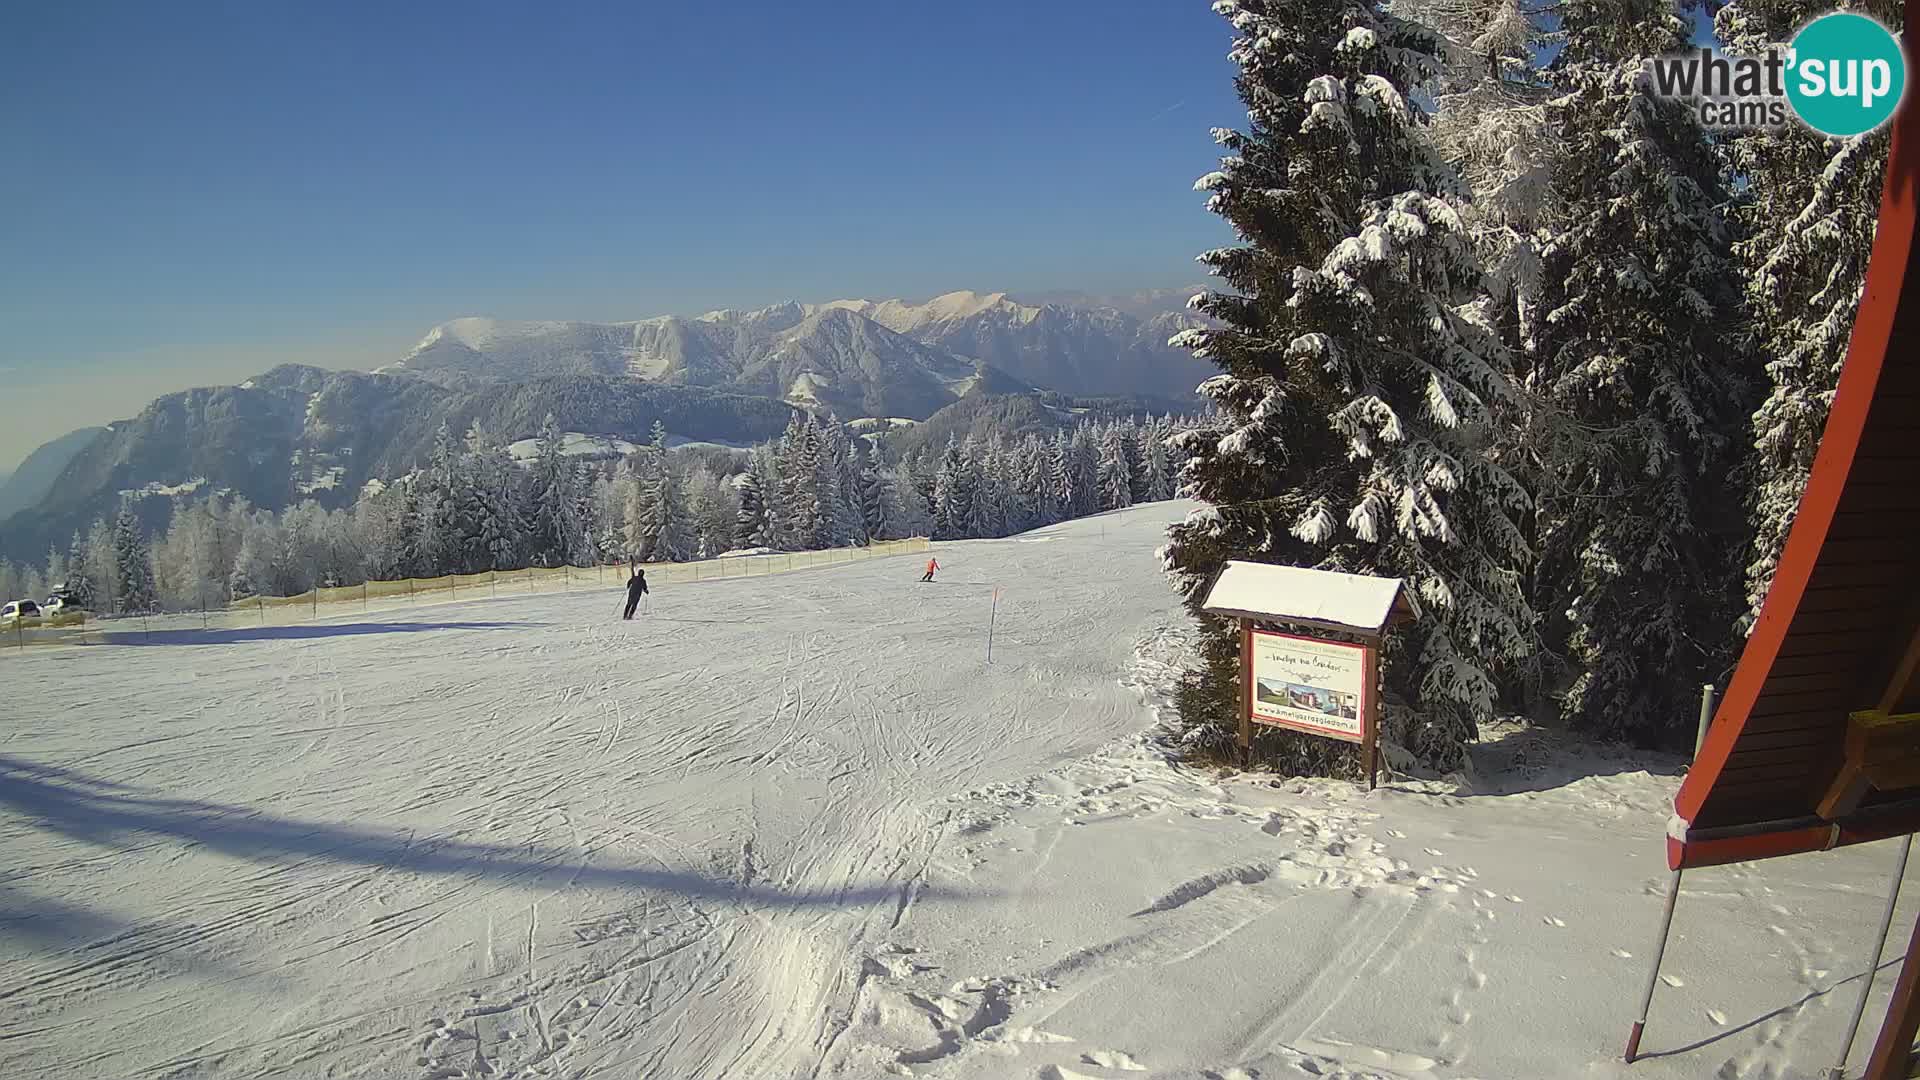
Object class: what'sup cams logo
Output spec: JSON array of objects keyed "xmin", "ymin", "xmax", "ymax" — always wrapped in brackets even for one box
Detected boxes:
[{"xmin": 1648, "ymin": 12, "xmax": 1906, "ymax": 136}]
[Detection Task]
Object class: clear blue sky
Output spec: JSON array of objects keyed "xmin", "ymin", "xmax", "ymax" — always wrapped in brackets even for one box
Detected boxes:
[{"xmin": 0, "ymin": 1, "xmax": 1240, "ymax": 467}]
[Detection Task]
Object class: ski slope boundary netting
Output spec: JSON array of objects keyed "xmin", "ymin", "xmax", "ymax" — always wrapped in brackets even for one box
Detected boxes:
[{"xmin": 0, "ymin": 538, "xmax": 931, "ymax": 650}]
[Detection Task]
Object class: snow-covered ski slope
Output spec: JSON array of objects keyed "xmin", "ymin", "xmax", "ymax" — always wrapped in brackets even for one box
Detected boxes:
[
  {"xmin": 6, "ymin": 500, "xmax": 1918, "ymax": 1079},
  {"xmin": 0, "ymin": 504, "xmax": 1192, "ymax": 1079}
]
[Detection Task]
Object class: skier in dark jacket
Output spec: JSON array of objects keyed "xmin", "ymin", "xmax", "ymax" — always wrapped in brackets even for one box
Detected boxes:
[{"xmin": 623, "ymin": 568, "xmax": 649, "ymax": 620}]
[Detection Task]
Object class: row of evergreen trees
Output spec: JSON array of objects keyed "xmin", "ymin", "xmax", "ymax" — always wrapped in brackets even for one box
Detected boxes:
[
  {"xmin": 33, "ymin": 410, "xmax": 1201, "ymax": 615},
  {"xmin": 1165, "ymin": 0, "xmax": 1893, "ymax": 772}
]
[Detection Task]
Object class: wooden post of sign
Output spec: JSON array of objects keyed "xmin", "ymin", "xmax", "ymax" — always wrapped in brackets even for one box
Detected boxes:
[
  {"xmin": 1239, "ymin": 619, "xmax": 1254, "ymax": 768},
  {"xmin": 1362, "ymin": 640, "xmax": 1381, "ymax": 791}
]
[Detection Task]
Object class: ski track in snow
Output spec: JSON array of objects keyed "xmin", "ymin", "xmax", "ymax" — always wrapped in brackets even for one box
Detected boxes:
[
  {"xmin": 0, "ymin": 506, "xmax": 1191, "ymax": 1080},
  {"xmin": 7, "ymin": 501, "xmax": 1920, "ymax": 1079}
]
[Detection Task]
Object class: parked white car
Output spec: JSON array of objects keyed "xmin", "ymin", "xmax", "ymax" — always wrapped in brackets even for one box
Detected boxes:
[
  {"xmin": 1, "ymin": 599, "xmax": 44, "ymax": 624},
  {"xmin": 39, "ymin": 596, "xmax": 75, "ymax": 616}
]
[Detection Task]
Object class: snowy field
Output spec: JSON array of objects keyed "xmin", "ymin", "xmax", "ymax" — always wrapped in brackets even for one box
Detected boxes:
[{"xmin": 3, "ymin": 501, "xmax": 1916, "ymax": 1079}]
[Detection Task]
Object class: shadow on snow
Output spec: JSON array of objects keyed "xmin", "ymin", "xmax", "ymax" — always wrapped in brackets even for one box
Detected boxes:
[
  {"xmin": 98, "ymin": 620, "xmax": 544, "ymax": 646},
  {"xmin": 0, "ymin": 754, "xmax": 982, "ymax": 913}
]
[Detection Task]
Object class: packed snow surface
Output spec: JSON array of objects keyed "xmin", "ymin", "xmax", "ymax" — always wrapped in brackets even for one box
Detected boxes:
[{"xmin": 3, "ymin": 502, "xmax": 1916, "ymax": 1079}]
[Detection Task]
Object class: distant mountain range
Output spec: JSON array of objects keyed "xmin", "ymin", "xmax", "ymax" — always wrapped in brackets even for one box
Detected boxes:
[
  {"xmin": 0, "ymin": 288, "xmax": 1209, "ymax": 562},
  {"xmin": 389, "ymin": 289, "xmax": 1207, "ymax": 408}
]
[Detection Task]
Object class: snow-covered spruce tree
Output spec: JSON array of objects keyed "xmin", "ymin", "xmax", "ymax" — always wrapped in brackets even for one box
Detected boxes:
[
  {"xmin": 1067, "ymin": 425, "xmax": 1101, "ymax": 519},
  {"xmin": 462, "ymin": 424, "xmax": 522, "ymax": 570},
  {"xmin": 62, "ymin": 532, "xmax": 97, "ymax": 609},
  {"xmin": 812, "ymin": 422, "xmax": 849, "ymax": 548},
  {"xmin": 1121, "ymin": 422, "xmax": 1149, "ymax": 503},
  {"xmin": 1164, "ymin": 0, "xmax": 1532, "ymax": 774},
  {"xmin": 887, "ymin": 457, "xmax": 934, "ymax": 539},
  {"xmin": 1717, "ymin": 0, "xmax": 1898, "ymax": 624},
  {"xmin": 1098, "ymin": 424, "xmax": 1135, "ymax": 511},
  {"xmin": 111, "ymin": 505, "xmax": 158, "ymax": 614},
  {"xmin": 965, "ymin": 438, "xmax": 1003, "ymax": 539},
  {"xmin": 653, "ymin": 459, "xmax": 696, "ymax": 562},
  {"xmin": 735, "ymin": 467, "xmax": 769, "ymax": 549},
  {"xmin": 620, "ymin": 457, "xmax": 653, "ymax": 561},
  {"xmin": 525, "ymin": 413, "xmax": 579, "ymax": 566},
  {"xmin": 778, "ymin": 414, "xmax": 823, "ymax": 549},
  {"xmin": 859, "ymin": 438, "xmax": 889, "ymax": 540},
  {"xmin": 1047, "ymin": 431, "xmax": 1074, "ymax": 521},
  {"xmin": 1144, "ymin": 424, "xmax": 1176, "ymax": 502},
  {"xmin": 43, "ymin": 546, "xmax": 68, "ymax": 601},
  {"xmin": 931, "ymin": 438, "xmax": 971, "ymax": 540},
  {"xmin": 1530, "ymin": 0, "xmax": 1753, "ymax": 745}
]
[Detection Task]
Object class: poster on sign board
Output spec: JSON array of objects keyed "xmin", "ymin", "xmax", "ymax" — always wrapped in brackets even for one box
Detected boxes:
[{"xmin": 1248, "ymin": 629, "xmax": 1369, "ymax": 742}]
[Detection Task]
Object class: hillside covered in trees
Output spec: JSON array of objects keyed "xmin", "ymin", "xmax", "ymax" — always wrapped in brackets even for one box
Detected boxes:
[{"xmin": 1, "ymin": 410, "xmax": 1200, "ymax": 617}]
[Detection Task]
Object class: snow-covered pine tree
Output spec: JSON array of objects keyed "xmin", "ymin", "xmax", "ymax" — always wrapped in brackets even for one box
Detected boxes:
[
  {"xmin": 1165, "ymin": 0, "xmax": 1532, "ymax": 773},
  {"xmin": 765, "ymin": 431, "xmax": 796, "ymax": 549},
  {"xmin": 525, "ymin": 413, "xmax": 580, "ymax": 566},
  {"xmin": 1530, "ymin": 0, "xmax": 1753, "ymax": 744},
  {"xmin": 110, "ymin": 505, "xmax": 157, "ymax": 613},
  {"xmin": 1120, "ymin": 420, "xmax": 1149, "ymax": 504},
  {"xmin": 1717, "ymin": 0, "xmax": 1898, "ymax": 624},
  {"xmin": 841, "ymin": 436, "xmax": 870, "ymax": 545},
  {"xmin": 1008, "ymin": 436, "xmax": 1043, "ymax": 533},
  {"xmin": 962, "ymin": 438, "xmax": 1000, "ymax": 538},
  {"xmin": 1047, "ymin": 431, "xmax": 1074, "ymax": 521},
  {"xmin": 619, "ymin": 456, "xmax": 652, "ymax": 561},
  {"xmin": 735, "ymin": 467, "xmax": 769, "ymax": 549},
  {"xmin": 1097, "ymin": 423, "xmax": 1134, "ymax": 511},
  {"xmin": 812, "ymin": 422, "xmax": 849, "ymax": 548},
  {"xmin": 462, "ymin": 424, "xmax": 521, "ymax": 570},
  {"xmin": 1067, "ymin": 425, "xmax": 1101, "ymax": 519},
  {"xmin": 62, "ymin": 532, "xmax": 96, "ymax": 610},
  {"xmin": 931, "ymin": 438, "xmax": 970, "ymax": 540},
  {"xmin": 1144, "ymin": 423, "xmax": 1176, "ymax": 502},
  {"xmin": 653, "ymin": 459, "xmax": 696, "ymax": 562},
  {"xmin": 887, "ymin": 457, "xmax": 933, "ymax": 539},
  {"xmin": 859, "ymin": 438, "xmax": 889, "ymax": 540},
  {"xmin": 83, "ymin": 518, "xmax": 119, "ymax": 613},
  {"xmin": 43, "ymin": 545, "xmax": 68, "ymax": 601},
  {"xmin": 783, "ymin": 414, "xmax": 825, "ymax": 549}
]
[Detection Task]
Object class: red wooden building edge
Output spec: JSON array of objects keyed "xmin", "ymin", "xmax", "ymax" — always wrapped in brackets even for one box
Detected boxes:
[{"xmin": 1667, "ymin": 22, "xmax": 1920, "ymax": 870}]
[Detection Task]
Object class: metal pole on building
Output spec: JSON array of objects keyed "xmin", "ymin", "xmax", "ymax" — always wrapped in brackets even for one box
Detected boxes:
[
  {"xmin": 1625, "ymin": 867, "xmax": 1686, "ymax": 1062},
  {"xmin": 1695, "ymin": 684, "xmax": 1716, "ymax": 755},
  {"xmin": 1826, "ymin": 834, "xmax": 1915, "ymax": 1080}
]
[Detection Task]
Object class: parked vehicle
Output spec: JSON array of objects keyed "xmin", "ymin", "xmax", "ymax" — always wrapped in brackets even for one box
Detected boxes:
[
  {"xmin": 1, "ymin": 599, "xmax": 44, "ymax": 624},
  {"xmin": 40, "ymin": 596, "xmax": 70, "ymax": 616}
]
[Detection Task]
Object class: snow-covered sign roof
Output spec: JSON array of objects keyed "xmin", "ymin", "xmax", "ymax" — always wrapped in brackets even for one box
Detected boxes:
[{"xmin": 1200, "ymin": 561, "xmax": 1412, "ymax": 636}]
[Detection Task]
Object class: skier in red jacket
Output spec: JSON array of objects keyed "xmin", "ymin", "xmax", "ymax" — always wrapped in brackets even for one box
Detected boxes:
[{"xmin": 920, "ymin": 557, "xmax": 939, "ymax": 583}]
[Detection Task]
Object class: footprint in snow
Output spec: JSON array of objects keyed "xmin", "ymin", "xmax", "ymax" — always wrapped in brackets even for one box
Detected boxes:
[
  {"xmin": 1082, "ymin": 1049, "xmax": 1148, "ymax": 1071},
  {"xmin": 1424, "ymin": 847, "xmax": 1445, "ymax": 857},
  {"xmin": 1543, "ymin": 916, "xmax": 1566, "ymax": 928},
  {"xmin": 1388, "ymin": 829, "xmax": 1407, "ymax": 838},
  {"xmin": 1660, "ymin": 974, "xmax": 1685, "ymax": 988},
  {"xmin": 1505, "ymin": 895, "xmax": 1525, "ymax": 904},
  {"xmin": 1707, "ymin": 1009, "xmax": 1728, "ymax": 1026},
  {"xmin": 1612, "ymin": 948, "xmax": 1633, "ymax": 959}
]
